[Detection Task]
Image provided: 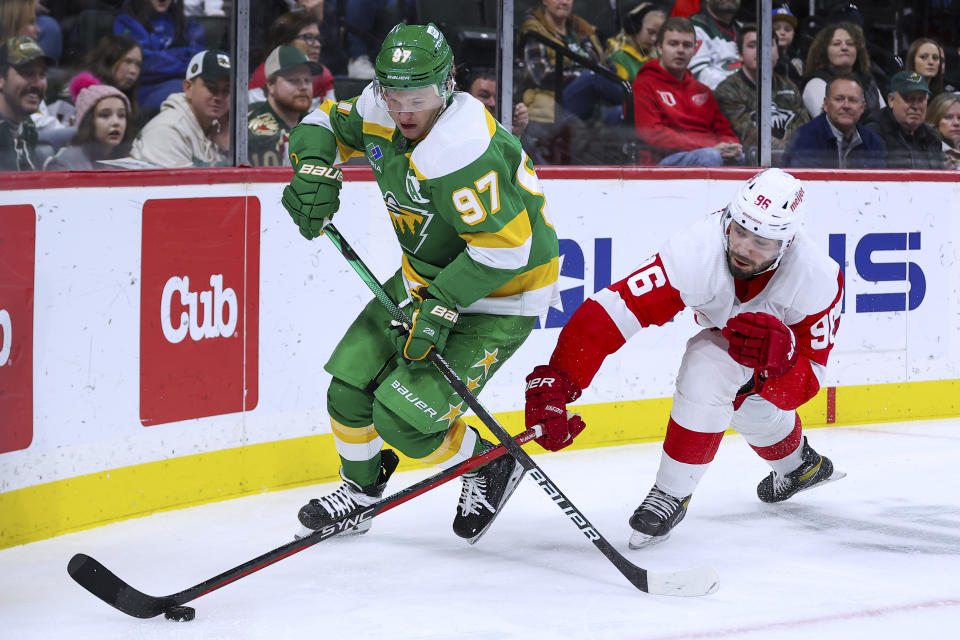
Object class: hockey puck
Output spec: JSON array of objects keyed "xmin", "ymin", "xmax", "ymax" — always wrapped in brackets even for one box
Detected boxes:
[{"xmin": 164, "ymin": 605, "xmax": 196, "ymax": 622}]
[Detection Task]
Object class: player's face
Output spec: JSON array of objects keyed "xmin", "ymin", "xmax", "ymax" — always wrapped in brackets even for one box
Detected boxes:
[
  {"xmin": 379, "ymin": 85, "xmax": 444, "ymax": 139},
  {"xmin": 726, "ymin": 221, "xmax": 782, "ymax": 279}
]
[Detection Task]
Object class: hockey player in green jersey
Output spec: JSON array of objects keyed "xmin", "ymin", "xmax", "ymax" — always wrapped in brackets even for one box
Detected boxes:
[{"xmin": 281, "ymin": 22, "xmax": 561, "ymax": 542}]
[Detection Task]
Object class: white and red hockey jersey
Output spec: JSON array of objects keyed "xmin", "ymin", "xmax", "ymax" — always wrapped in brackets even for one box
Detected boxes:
[{"xmin": 550, "ymin": 211, "xmax": 844, "ymax": 410}]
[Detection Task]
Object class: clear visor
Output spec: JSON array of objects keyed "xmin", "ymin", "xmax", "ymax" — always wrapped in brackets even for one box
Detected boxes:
[{"xmin": 373, "ymin": 82, "xmax": 445, "ymax": 113}]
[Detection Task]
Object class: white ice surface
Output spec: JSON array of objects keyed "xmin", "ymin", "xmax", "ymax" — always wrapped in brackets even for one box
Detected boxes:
[{"xmin": 3, "ymin": 418, "xmax": 960, "ymax": 639}]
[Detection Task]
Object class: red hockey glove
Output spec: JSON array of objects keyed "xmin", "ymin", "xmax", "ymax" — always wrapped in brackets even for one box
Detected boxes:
[
  {"xmin": 525, "ymin": 364, "xmax": 585, "ymax": 452},
  {"xmin": 722, "ymin": 312, "xmax": 798, "ymax": 378}
]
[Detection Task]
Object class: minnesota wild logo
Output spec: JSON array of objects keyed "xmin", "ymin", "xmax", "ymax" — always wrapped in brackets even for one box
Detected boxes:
[
  {"xmin": 384, "ymin": 190, "xmax": 433, "ymax": 252},
  {"xmin": 405, "ymin": 169, "xmax": 430, "ymax": 204}
]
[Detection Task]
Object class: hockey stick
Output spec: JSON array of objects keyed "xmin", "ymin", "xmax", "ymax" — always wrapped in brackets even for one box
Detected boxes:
[
  {"xmin": 67, "ymin": 428, "xmax": 537, "ymax": 619},
  {"xmin": 322, "ymin": 222, "xmax": 719, "ymax": 597}
]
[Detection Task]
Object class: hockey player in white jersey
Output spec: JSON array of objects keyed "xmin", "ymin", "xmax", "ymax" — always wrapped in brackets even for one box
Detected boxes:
[{"xmin": 524, "ymin": 168, "xmax": 845, "ymax": 548}]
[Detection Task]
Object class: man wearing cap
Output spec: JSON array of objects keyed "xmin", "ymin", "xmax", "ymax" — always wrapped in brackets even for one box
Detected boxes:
[
  {"xmin": 248, "ymin": 46, "xmax": 313, "ymax": 167},
  {"xmin": 864, "ymin": 70, "xmax": 945, "ymax": 169},
  {"xmin": 0, "ymin": 36, "xmax": 54, "ymax": 171},
  {"xmin": 131, "ymin": 50, "xmax": 231, "ymax": 168}
]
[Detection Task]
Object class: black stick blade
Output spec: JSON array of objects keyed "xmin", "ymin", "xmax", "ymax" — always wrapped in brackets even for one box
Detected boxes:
[{"xmin": 68, "ymin": 553, "xmax": 172, "ymax": 618}]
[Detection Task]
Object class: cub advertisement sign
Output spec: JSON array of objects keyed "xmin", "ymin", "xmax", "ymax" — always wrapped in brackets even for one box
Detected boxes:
[{"xmin": 139, "ymin": 197, "xmax": 260, "ymax": 426}]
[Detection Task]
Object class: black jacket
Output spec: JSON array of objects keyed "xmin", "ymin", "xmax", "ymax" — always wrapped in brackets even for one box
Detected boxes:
[{"xmin": 864, "ymin": 107, "xmax": 946, "ymax": 170}]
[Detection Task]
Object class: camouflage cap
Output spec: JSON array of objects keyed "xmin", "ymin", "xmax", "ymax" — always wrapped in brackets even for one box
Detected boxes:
[{"xmin": 0, "ymin": 36, "xmax": 55, "ymax": 69}]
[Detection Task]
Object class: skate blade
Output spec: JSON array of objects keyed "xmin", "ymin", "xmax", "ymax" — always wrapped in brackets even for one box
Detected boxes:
[
  {"xmin": 628, "ymin": 530, "xmax": 671, "ymax": 550},
  {"xmin": 293, "ymin": 520, "xmax": 372, "ymax": 541},
  {"xmin": 467, "ymin": 466, "xmax": 528, "ymax": 546},
  {"xmin": 798, "ymin": 469, "xmax": 846, "ymax": 495}
]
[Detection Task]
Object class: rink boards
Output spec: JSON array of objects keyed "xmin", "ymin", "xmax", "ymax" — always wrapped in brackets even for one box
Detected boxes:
[{"xmin": 1, "ymin": 167, "xmax": 958, "ymax": 548}]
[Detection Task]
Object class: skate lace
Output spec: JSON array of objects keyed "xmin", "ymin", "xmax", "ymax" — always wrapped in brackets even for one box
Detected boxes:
[
  {"xmin": 772, "ymin": 472, "xmax": 791, "ymax": 494},
  {"xmin": 314, "ymin": 484, "xmax": 372, "ymax": 518},
  {"xmin": 640, "ymin": 488, "xmax": 682, "ymax": 521},
  {"xmin": 458, "ymin": 474, "xmax": 496, "ymax": 516}
]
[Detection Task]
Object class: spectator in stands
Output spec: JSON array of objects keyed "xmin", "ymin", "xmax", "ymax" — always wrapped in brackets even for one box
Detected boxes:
[
  {"xmin": 464, "ymin": 68, "xmax": 529, "ymax": 136},
  {"xmin": 772, "ymin": 5, "xmax": 803, "ymax": 87},
  {"xmin": 688, "ymin": 0, "xmax": 741, "ymax": 90},
  {"xmin": 0, "ymin": 0, "xmax": 59, "ymax": 62},
  {"xmin": 114, "ymin": 0, "xmax": 206, "ymax": 110},
  {"xmin": 0, "ymin": 36, "xmax": 53, "ymax": 171},
  {"xmin": 343, "ymin": 0, "xmax": 415, "ymax": 80},
  {"xmin": 518, "ymin": 0, "xmax": 604, "ymax": 163},
  {"xmin": 632, "ymin": 17, "xmax": 741, "ymax": 166},
  {"xmin": 926, "ymin": 92, "xmax": 960, "ymax": 170},
  {"xmin": 131, "ymin": 49, "xmax": 229, "ymax": 167},
  {"xmin": 248, "ymin": 46, "xmax": 312, "ymax": 167},
  {"xmin": 84, "ymin": 34, "xmax": 143, "ymax": 125},
  {"xmin": 44, "ymin": 77, "xmax": 133, "ymax": 170},
  {"xmin": 715, "ymin": 23, "xmax": 808, "ymax": 161},
  {"xmin": 864, "ymin": 70, "xmax": 945, "ymax": 169},
  {"xmin": 801, "ymin": 23, "xmax": 884, "ymax": 120},
  {"xmin": 782, "ymin": 73, "xmax": 885, "ymax": 169},
  {"xmin": 607, "ymin": 2, "xmax": 666, "ymax": 84},
  {"xmin": 905, "ymin": 38, "xmax": 945, "ymax": 97},
  {"xmin": 249, "ymin": 11, "xmax": 335, "ymax": 110}
]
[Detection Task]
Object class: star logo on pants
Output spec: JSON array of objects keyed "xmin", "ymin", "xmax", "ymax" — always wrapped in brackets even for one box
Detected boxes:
[
  {"xmin": 472, "ymin": 348, "xmax": 499, "ymax": 377},
  {"xmin": 437, "ymin": 401, "xmax": 465, "ymax": 427}
]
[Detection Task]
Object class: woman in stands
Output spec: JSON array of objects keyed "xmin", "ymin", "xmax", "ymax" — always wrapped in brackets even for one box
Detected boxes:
[
  {"xmin": 606, "ymin": 2, "xmax": 665, "ymax": 84},
  {"xmin": 84, "ymin": 34, "xmax": 143, "ymax": 126},
  {"xmin": 801, "ymin": 22, "xmax": 884, "ymax": 120},
  {"xmin": 114, "ymin": 0, "xmax": 206, "ymax": 110},
  {"xmin": 926, "ymin": 92, "xmax": 960, "ymax": 170},
  {"xmin": 905, "ymin": 37, "xmax": 945, "ymax": 97},
  {"xmin": 44, "ymin": 76, "xmax": 135, "ymax": 171},
  {"xmin": 248, "ymin": 10, "xmax": 335, "ymax": 109}
]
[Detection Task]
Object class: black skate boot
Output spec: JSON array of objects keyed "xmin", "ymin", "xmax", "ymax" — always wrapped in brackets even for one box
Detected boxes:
[
  {"xmin": 628, "ymin": 485, "xmax": 692, "ymax": 549},
  {"xmin": 757, "ymin": 437, "xmax": 842, "ymax": 503},
  {"xmin": 296, "ymin": 449, "xmax": 400, "ymax": 538},
  {"xmin": 452, "ymin": 442, "xmax": 525, "ymax": 544}
]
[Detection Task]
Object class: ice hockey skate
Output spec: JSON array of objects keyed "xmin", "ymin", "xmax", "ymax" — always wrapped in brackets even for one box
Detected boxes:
[
  {"xmin": 452, "ymin": 443, "xmax": 525, "ymax": 544},
  {"xmin": 295, "ymin": 449, "xmax": 400, "ymax": 539},
  {"xmin": 757, "ymin": 437, "xmax": 845, "ymax": 503},
  {"xmin": 628, "ymin": 485, "xmax": 692, "ymax": 549}
]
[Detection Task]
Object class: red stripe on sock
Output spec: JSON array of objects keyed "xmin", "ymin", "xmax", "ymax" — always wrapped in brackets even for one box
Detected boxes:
[
  {"xmin": 751, "ymin": 414, "xmax": 803, "ymax": 461},
  {"xmin": 662, "ymin": 418, "xmax": 724, "ymax": 465}
]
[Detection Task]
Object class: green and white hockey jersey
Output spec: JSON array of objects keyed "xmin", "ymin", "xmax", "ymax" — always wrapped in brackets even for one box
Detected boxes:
[{"xmin": 289, "ymin": 88, "xmax": 561, "ymax": 317}]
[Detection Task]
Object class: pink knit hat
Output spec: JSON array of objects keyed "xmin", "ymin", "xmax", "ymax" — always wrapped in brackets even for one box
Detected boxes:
[{"xmin": 69, "ymin": 72, "xmax": 132, "ymax": 126}]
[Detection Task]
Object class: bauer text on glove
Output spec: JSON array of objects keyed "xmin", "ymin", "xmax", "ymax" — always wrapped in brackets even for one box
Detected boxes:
[
  {"xmin": 281, "ymin": 158, "xmax": 342, "ymax": 240},
  {"xmin": 398, "ymin": 288, "xmax": 458, "ymax": 361}
]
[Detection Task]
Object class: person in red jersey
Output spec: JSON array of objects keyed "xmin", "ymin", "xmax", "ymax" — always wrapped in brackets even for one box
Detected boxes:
[{"xmin": 524, "ymin": 168, "xmax": 845, "ymax": 549}]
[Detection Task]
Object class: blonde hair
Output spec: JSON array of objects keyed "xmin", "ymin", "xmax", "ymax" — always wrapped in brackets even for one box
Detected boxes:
[
  {"xmin": 0, "ymin": 0, "xmax": 39, "ymax": 43},
  {"xmin": 926, "ymin": 92, "xmax": 960, "ymax": 144}
]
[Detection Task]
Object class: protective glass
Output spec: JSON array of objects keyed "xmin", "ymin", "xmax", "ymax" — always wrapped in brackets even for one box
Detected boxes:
[{"xmin": 373, "ymin": 82, "xmax": 445, "ymax": 113}]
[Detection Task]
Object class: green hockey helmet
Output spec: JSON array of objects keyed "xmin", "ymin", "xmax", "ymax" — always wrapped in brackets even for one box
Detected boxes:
[{"xmin": 373, "ymin": 22, "xmax": 455, "ymax": 112}]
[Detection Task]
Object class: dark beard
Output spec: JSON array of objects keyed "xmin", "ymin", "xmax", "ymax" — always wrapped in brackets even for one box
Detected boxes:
[{"xmin": 726, "ymin": 251, "xmax": 774, "ymax": 279}]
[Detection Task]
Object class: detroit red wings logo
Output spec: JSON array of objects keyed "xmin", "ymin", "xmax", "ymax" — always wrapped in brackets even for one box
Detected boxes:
[
  {"xmin": 657, "ymin": 90, "xmax": 676, "ymax": 106},
  {"xmin": 692, "ymin": 93, "xmax": 709, "ymax": 106}
]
